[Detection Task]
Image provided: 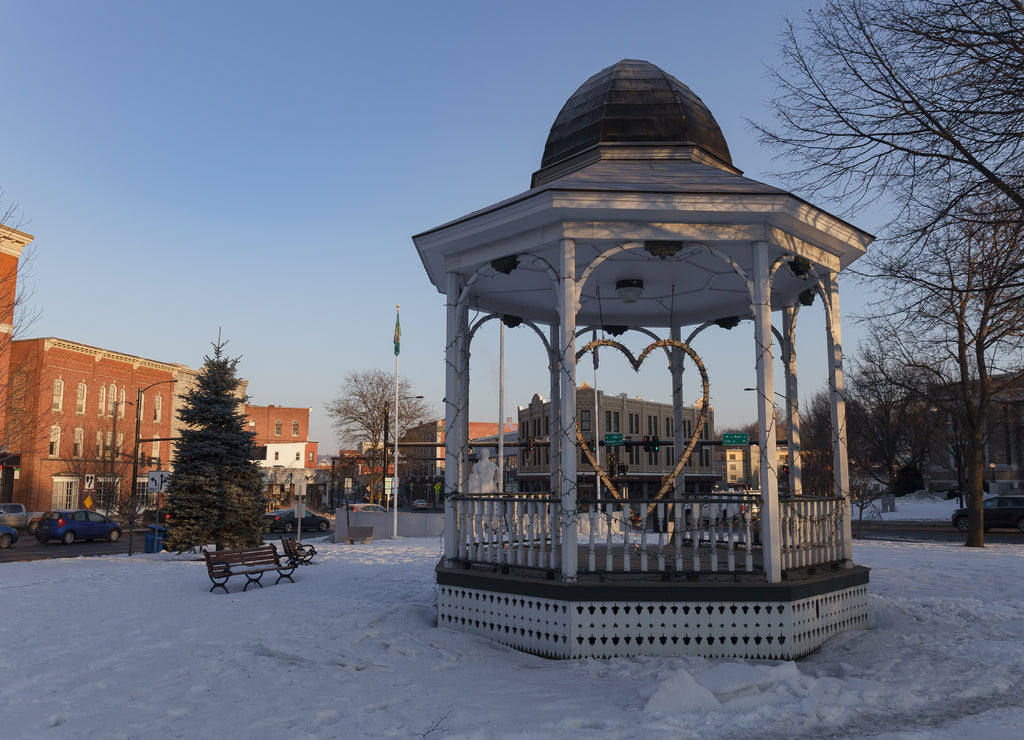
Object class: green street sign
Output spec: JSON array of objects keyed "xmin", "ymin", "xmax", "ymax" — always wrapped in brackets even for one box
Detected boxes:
[
  {"xmin": 723, "ymin": 433, "xmax": 749, "ymax": 445},
  {"xmin": 604, "ymin": 433, "xmax": 623, "ymax": 446}
]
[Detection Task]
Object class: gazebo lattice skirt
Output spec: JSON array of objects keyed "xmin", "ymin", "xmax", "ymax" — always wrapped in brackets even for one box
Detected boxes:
[{"xmin": 436, "ymin": 567, "xmax": 869, "ymax": 660}]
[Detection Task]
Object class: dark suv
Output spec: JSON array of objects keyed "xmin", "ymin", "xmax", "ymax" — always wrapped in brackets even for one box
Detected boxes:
[{"xmin": 952, "ymin": 496, "xmax": 1024, "ymax": 533}]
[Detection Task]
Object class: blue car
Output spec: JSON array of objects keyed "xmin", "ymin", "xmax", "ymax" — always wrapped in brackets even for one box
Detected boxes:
[
  {"xmin": 0, "ymin": 525, "xmax": 17, "ymax": 549},
  {"xmin": 35, "ymin": 510, "xmax": 122, "ymax": 545}
]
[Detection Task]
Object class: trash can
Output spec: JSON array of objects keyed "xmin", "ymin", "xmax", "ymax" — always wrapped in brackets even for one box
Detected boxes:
[{"xmin": 144, "ymin": 525, "xmax": 166, "ymax": 553}]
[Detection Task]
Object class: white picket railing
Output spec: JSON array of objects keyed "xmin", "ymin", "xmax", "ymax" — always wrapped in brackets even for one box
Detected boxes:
[{"xmin": 778, "ymin": 496, "xmax": 844, "ymax": 570}]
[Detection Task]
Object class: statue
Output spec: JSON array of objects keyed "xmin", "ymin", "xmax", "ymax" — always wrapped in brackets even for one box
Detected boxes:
[{"xmin": 468, "ymin": 447, "xmax": 498, "ymax": 493}]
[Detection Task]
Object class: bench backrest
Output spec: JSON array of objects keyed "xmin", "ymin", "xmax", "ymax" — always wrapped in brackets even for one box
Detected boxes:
[{"xmin": 205, "ymin": 544, "xmax": 282, "ymax": 571}]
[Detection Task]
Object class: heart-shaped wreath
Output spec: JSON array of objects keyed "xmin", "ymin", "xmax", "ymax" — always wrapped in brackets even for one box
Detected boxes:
[{"xmin": 574, "ymin": 338, "xmax": 710, "ymax": 504}]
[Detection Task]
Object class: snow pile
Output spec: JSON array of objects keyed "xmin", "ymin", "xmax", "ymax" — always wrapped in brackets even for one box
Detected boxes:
[{"xmin": 1, "ymin": 536, "xmax": 1022, "ymax": 738}]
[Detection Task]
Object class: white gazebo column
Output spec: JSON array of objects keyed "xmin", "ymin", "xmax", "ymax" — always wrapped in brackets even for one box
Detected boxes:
[
  {"xmin": 782, "ymin": 305, "xmax": 802, "ymax": 496},
  {"xmin": 751, "ymin": 241, "xmax": 782, "ymax": 583},
  {"xmin": 548, "ymin": 323, "xmax": 561, "ymax": 494},
  {"xmin": 557, "ymin": 238, "xmax": 578, "ymax": 580},
  {"xmin": 443, "ymin": 271, "xmax": 466, "ymax": 563},
  {"xmin": 824, "ymin": 272, "xmax": 853, "ymax": 561}
]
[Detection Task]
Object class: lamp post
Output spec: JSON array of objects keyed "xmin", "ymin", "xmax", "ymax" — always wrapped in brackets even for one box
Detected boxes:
[
  {"xmin": 989, "ymin": 462, "xmax": 996, "ymax": 492},
  {"xmin": 130, "ymin": 379, "xmax": 177, "ymax": 556}
]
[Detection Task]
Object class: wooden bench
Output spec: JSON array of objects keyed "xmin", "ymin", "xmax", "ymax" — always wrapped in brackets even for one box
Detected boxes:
[
  {"xmin": 203, "ymin": 544, "xmax": 296, "ymax": 593},
  {"xmin": 281, "ymin": 537, "xmax": 316, "ymax": 566},
  {"xmin": 343, "ymin": 526, "xmax": 374, "ymax": 544}
]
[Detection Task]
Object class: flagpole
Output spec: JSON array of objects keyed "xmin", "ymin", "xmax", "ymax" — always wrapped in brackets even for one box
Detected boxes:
[{"xmin": 393, "ymin": 304, "xmax": 400, "ymax": 539}]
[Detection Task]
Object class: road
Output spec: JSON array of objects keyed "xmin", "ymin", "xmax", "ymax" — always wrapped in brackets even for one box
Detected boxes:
[
  {"xmin": 854, "ymin": 522, "xmax": 1023, "ymax": 545},
  {"xmin": 0, "ymin": 529, "xmax": 334, "ymax": 564}
]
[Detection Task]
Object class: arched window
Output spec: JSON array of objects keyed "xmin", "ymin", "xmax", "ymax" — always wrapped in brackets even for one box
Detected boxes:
[
  {"xmin": 52, "ymin": 379, "xmax": 64, "ymax": 412},
  {"xmin": 98, "ymin": 386, "xmax": 106, "ymax": 415},
  {"xmin": 153, "ymin": 395, "xmax": 162, "ymax": 423},
  {"xmin": 76, "ymin": 382, "xmax": 87, "ymax": 414},
  {"xmin": 73, "ymin": 427, "xmax": 84, "ymax": 458},
  {"xmin": 118, "ymin": 389, "xmax": 126, "ymax": 418},
  {"xmin": 108, "ymin": 384, "xmax": 117, "ymax": 416},
  {"xmin": 292, "ymin": 420, "xmax": 300, "ymax": 436},
  {"xmin": 49, "ymin": 426, "xmax": 61, "ymax": 457}
]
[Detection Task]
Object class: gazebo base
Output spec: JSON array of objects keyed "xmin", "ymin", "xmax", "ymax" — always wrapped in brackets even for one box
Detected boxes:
[{"xmin": 436, "ymin": 566, "xmax": 869, "ymax": 660}]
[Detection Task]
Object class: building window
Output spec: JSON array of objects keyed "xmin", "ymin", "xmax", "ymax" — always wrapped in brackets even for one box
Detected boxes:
[
  {"xmin": 52, "ymin": 379, "xmax": 64, "ymax": 412},
  {"xmin": 98, "ymin": 385, "xmax": 106, "ymax": 415},
  {"xmin": 295, "ymin": 452, "xmax": 300, "ymax": 461},
  {"xmin": 665, "ymin": 417, "xmax": 673, "ymax": 438},
  {"xmin": 116, "ymin": 433, "xmax": 123, "ymax": 456},
  {"xmin": 580, "ymin": 409, "xmax": 591, "ymax": 432},
  {"xmin": 308, "ymin": 451, "xmax": 314, "ymax": 463},
  {"xmin": 274, "ymin": 450, "xmax": 280, "ymax": 461},
  {"xmin": 51, "ymin": 477, "xmax": 79, "ymax": 510},
  {"xmin": 628, "ymin": 413, "xmax": 639, "ymax": 435},
  {"xmin": 95, "ymin": 431, "xmax": 103, "ymax": 458},
  {"xmin": 73, "ymin": 427, "xmax": 84, "ymax": 458},
  {"xmin": 153, "ymin": 395, "xmax": 163, "ymax": 423},
  {"xmin": 275, "ymin": 421, "xmax": 282, "ymax": 436},
  {"xmin": 96, "ymin": 478, "xmax": 119, "ymax": 510},
  {"xmin": 49, "ymin": 426, "xmax": 61, "ymax": 456},
  {"xmin": 76, "ymin": 382, "xmax": 87, "ymax": 414},
  {"xmin": 151, "ymin": 440, "xmax": 160, "ymax": 464},
  {"xmin": 292, "ymin": 421, "xmax": 300, "ymax": 436},
  {"xmin": 118, "ymin": 389, "xmax": 126, "ymax": 418},
  {"xmin": 105, "ymin": 432, "xmax": 113, "ymax": 458},
  {"xmin": 605, "ymin": 411, "xmax": 620, "ymax": 433},
  {"xmin": 647, "ymin": 415, "xmax": 657, "ymax": 435},
  {"xmin": 108, "ymin": 384, "xmax": 117, "ymax": 416}
]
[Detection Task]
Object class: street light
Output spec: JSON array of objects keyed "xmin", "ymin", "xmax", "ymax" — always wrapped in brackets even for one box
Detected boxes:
[
  {"xmin": 130, "ymin": 379, "xmax": 177, "ymax": 556},
  {"xmin": 989, "ymin": 462, "xmax": 996, "ymax": 491}
]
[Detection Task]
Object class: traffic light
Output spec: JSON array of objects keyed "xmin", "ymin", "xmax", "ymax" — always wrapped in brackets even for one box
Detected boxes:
[
  {"xmin": 606, "ymin": 452, "xmax": 618, "ymax": 476},
  {"xmin": 643, "ymin": 435, "xmax": 651, "ymax": 452},
  {"xmin": 652, "ymin": 436, "xmax": 660, "ymax": 453}
]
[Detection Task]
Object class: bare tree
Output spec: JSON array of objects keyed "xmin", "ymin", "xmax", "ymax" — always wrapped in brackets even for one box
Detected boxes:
[
  {"xmin": 323, "ymin": 370, "xmax": 432, "ymax": 505},
  {"xmin": 756, "ymin": 0, "xmax": 1024, "ymax": 232},
  {"xmin": 1, "ymin": 190, "xmax": 45, "ymax": 502},
  {"xmin": 847, "ymin": 347, "xmax": 933, "ymax": 493},
  {"xmin": 797, "ymin": 390, "xmax": 835, "ymax": 496},
  {"xmin": 859, "ymin": 203, "xmax": 1024, "ymax": 546}
]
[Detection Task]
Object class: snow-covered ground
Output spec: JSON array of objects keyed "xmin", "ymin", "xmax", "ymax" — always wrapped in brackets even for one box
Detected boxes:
[
  {"xmin": 870, "ymin": 490, "xmax": 962, "ymax": 522},
  {"xmin": 2, "ymin": 499, "xmax": 1022, "ymax": 739}
]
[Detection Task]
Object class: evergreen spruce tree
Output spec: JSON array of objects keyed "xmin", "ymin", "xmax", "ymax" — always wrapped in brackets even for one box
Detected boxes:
[{"xmin": 164, "ymin": 339, "xmax": 265, "ymax": 551}]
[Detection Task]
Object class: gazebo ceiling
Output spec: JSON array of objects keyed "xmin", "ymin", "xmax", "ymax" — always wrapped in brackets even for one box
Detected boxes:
[{"xmin": 413, "ymin": 61, "xmax": 873, "ymax": 329}]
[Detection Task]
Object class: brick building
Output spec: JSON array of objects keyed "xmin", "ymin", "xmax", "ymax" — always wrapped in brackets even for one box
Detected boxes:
[
  {"xmin": 0, "ymin": 225, "xmax": 33, "ymax": 500},
  {"xmin": 244, "ymin": 404, "xmax": 320, "ymax": 509},
  {"xmin": 6, "ymin": 338, "xmax": 181, "ymax": 513}
]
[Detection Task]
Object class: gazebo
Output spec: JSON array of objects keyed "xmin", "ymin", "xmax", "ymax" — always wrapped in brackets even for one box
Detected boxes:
[{"xmin": 413, "ymin": 60, "xmax": 872, "ymax": 660}]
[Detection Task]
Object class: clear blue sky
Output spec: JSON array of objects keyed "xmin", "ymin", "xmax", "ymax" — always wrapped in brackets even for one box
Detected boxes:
[{"xmin": 1, "ymin": 1, "xmax": 881, "ymax": 448}]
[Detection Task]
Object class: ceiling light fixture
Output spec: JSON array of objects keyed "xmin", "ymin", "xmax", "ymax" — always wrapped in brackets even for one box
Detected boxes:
[{"xmin": 615, "ymin": 278, "xmax": 644, "ymax": 303}]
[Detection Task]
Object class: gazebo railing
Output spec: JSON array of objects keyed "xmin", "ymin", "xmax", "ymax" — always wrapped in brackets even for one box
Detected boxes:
[
  {"xmin": 448, "ymin": 492, "xmax": 847, "ymax": 578},
  {"xmin": 779, "ymin": 495, "xmax": 845, "ymax": 570}
]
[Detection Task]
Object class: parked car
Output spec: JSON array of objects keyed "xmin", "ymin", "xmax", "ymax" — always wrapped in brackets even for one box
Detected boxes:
[
  {"xmin": 345, "ymin": 503, "xmax": 386, "ymax": 513},
  {"xmin": 952, "ymin": 496, "xmax": 1024, "ymax": 532},
  {"xmin": 35, "ymin": 510, "xmax": 122, "ymax": 544},
  {"xmin": 0, "ymin": 502, "xmax": 44, "ymax": 532},
  {"xmin": 412, "ymin": 499, "xmax": 430, "ymax": 510},
  {"xmin": 263, "ymin": 508, "xmax": 330, "ymax": 533},
  {"xmin": 0, "ymin": 525, "xmax": 18, "ymax": 549}
]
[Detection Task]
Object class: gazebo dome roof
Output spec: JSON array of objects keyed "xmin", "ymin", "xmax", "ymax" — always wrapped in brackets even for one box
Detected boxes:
[{"xmin": 534, "ymin": 59, "xmax": 733, "ymax": 185}]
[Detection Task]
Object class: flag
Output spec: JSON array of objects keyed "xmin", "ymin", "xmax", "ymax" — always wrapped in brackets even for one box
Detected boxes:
[{"xmin": 393, "ymin": 306, "xmax": 401, "ymax": 356}]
